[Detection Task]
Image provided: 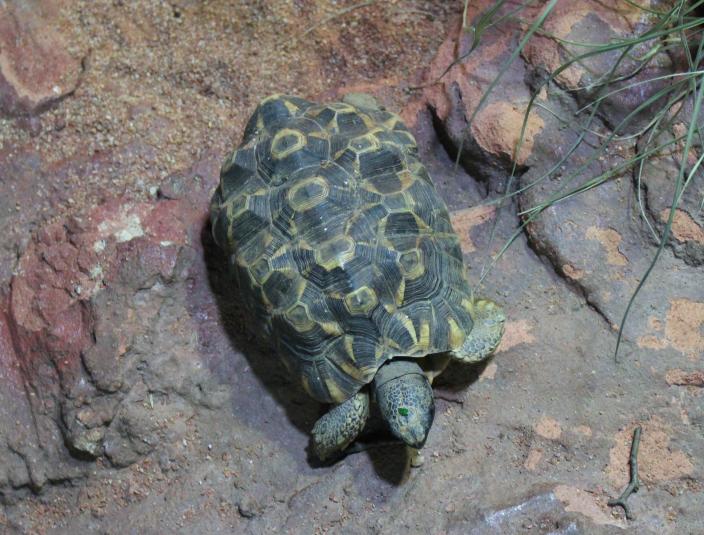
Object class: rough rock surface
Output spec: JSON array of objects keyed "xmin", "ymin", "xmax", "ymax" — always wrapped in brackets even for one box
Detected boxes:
[
  {"xmin": 1, "ymin": 1, "xmax": 703, "ymax": 534},
  {"xmin": 2, "ymin": 162, "xmax": 221, "ymax": 495},
  {"xmin": 520, "ymin": 0, "xmax": 674, "ymax": 133},
  {"xmin": 637, "ymin": 103, "xmax": 704, "ymax": 266},
  {"xmin": 0, "ymin": 1, "xmax": 85, "ymax": 116}
]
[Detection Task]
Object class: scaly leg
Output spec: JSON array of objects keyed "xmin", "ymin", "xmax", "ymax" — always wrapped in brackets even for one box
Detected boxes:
[
  {"xmin": 452, "ymin": 299, "xmax": 506, "ymax": 363},
  {"xmin": 312, "ymin": 391, "xmax": 369, "ymax": 460}
]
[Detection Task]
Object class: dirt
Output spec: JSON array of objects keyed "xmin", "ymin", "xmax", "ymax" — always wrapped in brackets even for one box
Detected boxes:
[
  {"xmin": 1, "ymin": 0, "xmax": 703, "ymax": 534},
  {"xmin": 606, "ymin": 418, "xmax": 695, "ymax": 487},
  {"xmin": 585, "ymin": 227, "xmax": 629, "ymax": 267},
  {"xmin": 449, "ymin": 205, "xmax": 496, "ymax": 253},
  {"xmin": 663, "ymin": 299, "xmax": 704, "ymax": 356}
]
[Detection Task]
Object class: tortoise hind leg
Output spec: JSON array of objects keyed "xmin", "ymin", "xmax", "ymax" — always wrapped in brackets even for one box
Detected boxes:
[
  {"xmin": 312, "ymin": 391, "xmax": 370, "ymax": 460},
  {"xmin": 451, "ymin": 299, "xmax": 506, "ymax": 363}
]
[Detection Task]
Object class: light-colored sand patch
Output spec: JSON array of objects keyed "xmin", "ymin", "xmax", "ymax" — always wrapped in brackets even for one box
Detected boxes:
[
  {"xmin": 535, "ymin": 416, "xmax": 562, "ymax": 440},
  {"xmin": 496, "ymin": 319, "xmax": 535, "ymax": 353},
  {"xmin": 449, "ymin": 205, "xmax": 496, "ymax": 254},
  {"xmin": 585, "ymin": 226, "xmax": 628, "ymax": 266},
  {"xmin": 606, "ymin": 418, "xmax": 694, "ymax": 488}
]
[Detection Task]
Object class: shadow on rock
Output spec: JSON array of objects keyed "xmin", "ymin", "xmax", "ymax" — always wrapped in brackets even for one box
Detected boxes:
[
  {"xmin": 434, "ymin": 357, "xmax": 492, "ymax": 396},
  {"xmin": 366, "ymin": 441, "xmax": 409, "ymax": 486},
  {"xmin": 306, "ymin": 403, "xmax": 410, "ymax": 486},
  {"xmin": 201, "ymin": 220, "xmax": 413, "ymax": 485},
  {"xmin": 200, "ymin": 221, "xmax": 321, "ymax": 438},
  {"xmin": 361, "ymin": 409, "xmax": 409, "ymax": 486}
]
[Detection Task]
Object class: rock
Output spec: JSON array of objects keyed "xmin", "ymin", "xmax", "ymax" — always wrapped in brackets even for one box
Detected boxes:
[
  {"xmin": 421, "ymin": 0, "xmax": 675, "ymax": 194},
  {"xmin": 0, "ymin": 157, "xmax": 223, "ymax": 497},
  {"xmin": 0, "ymin": 148, "xmax": 45, "ymax": 286},
  {"xmin": 514, "ymin": 78, "xmax": 704, "ymax": 355},
  {"xmin": 521, "ymin": 0, "xmax": 674, "ymax": 133},
  {"xmin": 422, "ymin": 5, "xmax": 545, "ymax": 190},
  {"xmin": 0, "ymin": 141, "xmax": 164, "ymax": 290},
  {"xmin": 70, "ymin": 428, "xmax": 106, "ymax": 458},
  {"xmin": 446, "ymin": 490, "xmax": 611, "ymax": 534},
  {"xmin": 0, "ymin": 1, "xmax": 84, "ymax": 116},
  {"xmin": 638, "ymin": 106, "xmax": 704, "ymax": 266},
  {"xmin": 0, "ymin": 310, "xmax": 47, "ymax": 500}
]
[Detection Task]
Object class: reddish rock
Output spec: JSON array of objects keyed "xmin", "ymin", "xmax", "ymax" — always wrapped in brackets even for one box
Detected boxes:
[
  {"xmin": 9, "ymin": 194, "xmax": 195, "ymax": 378},
  {"xmin": 0, "ymin": 0, "xmax": 84, "ymax": 116},
  {"xmin": 0, "ymin": 156, "xmax": 221, "ymax": 490},
  {"xmin": 521, "ymin": 0, "xmax": 674, "ymax": 133},
  {"xmin": 418, "ymin": 4, "xmax": 545, "ymax": 189},
  {"xmin": 418, "ymin": 0, "xmax": 675, "ymax": 188}
]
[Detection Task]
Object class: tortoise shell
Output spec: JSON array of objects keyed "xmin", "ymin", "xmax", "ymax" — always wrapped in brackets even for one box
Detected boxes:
[{"xmin": 210, "ymin": 94, "xmax": 475, "ymax": 404}]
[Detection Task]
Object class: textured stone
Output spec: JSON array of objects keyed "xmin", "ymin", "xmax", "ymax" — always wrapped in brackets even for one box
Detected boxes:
[
  {"xmin": 0, "ymin": 1, "xmax": 84, "ymax": 116},
  {"xmin": 422, "ymin": 4, "xmax": 545, "ymax": 188},
  {"xmin": 638, "ymin": 111, "xmax": 704, "ymax": 266},
  {"xmin": 0, "ymin": 310, "xmax": 46, "ymax": 499},
  {"xmin": 521, "ymin": 0, "xmax": 674, "ymax": 133},
  {"xmin": 1, "ymin": 158, "xmax": 224, "ymax": 495}
]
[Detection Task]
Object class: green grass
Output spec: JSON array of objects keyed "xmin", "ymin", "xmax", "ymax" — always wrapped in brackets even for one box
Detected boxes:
[{"xmin": 452, "ymin": 0, "xmax": 704, "ymax": 358}]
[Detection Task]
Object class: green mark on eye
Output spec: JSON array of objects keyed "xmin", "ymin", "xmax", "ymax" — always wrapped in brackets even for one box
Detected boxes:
[{"xmin": 398, "ymin": 407, "xmax": 409, "ymax": 416}]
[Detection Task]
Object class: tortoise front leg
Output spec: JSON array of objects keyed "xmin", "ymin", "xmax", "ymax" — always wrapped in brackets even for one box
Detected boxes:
[
  {"xmin": 451, "ymin": 299, "xmax": 506, "ymax": 363},
  {"xmin": 312, "ymin": 391, "xmax": 369, "ymax": 460}
]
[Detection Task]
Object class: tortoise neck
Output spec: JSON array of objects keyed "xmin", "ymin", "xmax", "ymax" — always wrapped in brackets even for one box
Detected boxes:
[{"xmin": 372, "ymin": 359, "xmax": 425, "ymax": 390}]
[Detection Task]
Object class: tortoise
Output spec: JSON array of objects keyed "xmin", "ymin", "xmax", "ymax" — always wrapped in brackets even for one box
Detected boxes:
[{"xmin": 210, "ymin": 93, "xmax": 505, "ymax": 460}]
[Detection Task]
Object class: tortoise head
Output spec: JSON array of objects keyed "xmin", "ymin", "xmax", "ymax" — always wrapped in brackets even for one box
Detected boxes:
[
  {"xmin": 342, "ymin": 92, "xmax": 381, "ymax": 111},
  {"xmin": 373, "ymin": 359, "xmax": 435, "ymax": 449}
]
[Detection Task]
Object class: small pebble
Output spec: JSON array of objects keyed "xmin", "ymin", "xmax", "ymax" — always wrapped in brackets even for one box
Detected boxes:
[{"xmin": 410, "ymin": 449, "xmax": 425, "ymax": 468}]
